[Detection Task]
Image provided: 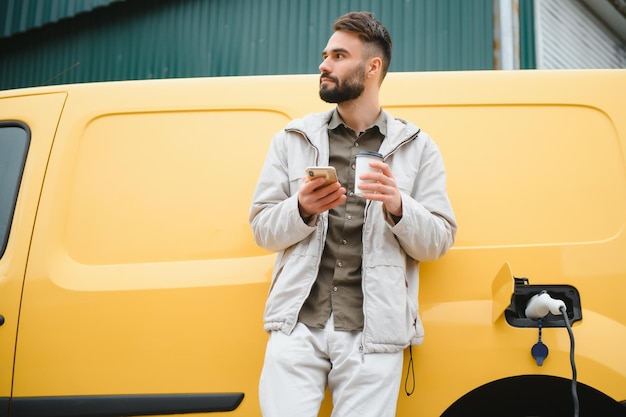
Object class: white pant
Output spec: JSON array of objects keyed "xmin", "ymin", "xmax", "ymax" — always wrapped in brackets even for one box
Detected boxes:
[{"xmin": 259, "ymin": 314, "xmax": 404, "ymax": 417}]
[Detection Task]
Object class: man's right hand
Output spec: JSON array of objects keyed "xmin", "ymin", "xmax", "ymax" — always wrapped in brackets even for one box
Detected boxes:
[{"xmin": 298, "ymin": 177, "xmax": 347, "ymax": 219}]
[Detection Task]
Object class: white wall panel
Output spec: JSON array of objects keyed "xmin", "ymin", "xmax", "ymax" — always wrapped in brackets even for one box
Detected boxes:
[{"xmin": 534, "ymin": 0, "xmax": 626, "ymax": 68}]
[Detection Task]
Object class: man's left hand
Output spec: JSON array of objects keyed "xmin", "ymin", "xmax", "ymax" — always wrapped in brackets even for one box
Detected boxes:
[{"xmin": 357, "ymin": 160, "xmax": 402, "ymax": 217}]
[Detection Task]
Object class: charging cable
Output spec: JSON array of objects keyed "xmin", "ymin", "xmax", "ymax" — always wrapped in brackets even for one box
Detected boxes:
[
  {"xmin": 525, "ymin": 291, "xmax": 579, "ymax": 417},
  {"xmin": 560, "ymin": 304, "xmax": 579, "ymax": 417}
]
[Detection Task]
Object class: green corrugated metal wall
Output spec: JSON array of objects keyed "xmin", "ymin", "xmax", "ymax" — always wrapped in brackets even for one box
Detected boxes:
[
  {"xmin": 0, "ymin": 0, "xmax": 123, "ymax": 37},
  {"xmin": 0, "ymin": 0, "xmax": 495, "ymax": 91}
]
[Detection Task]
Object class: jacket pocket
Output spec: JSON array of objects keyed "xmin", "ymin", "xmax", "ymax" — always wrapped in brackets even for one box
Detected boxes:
[
  {"xmin": 264, "ymin": 251, "xmax": 319, "ymax": 326},
  {"xmin": 362, "ymin": 265, "xmax": 411, "ymax": 346}
]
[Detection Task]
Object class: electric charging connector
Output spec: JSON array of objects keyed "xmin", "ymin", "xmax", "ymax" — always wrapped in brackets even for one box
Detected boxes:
[
  {"xmin": 525, "ymin": 290, "xmax": 567, "ymax": 320},
  {"xmin": 503, "ymin": 278, "xmax": 581, "ymax": 328}
]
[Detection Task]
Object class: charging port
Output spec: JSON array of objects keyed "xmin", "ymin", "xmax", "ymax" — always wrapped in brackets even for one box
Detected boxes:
[{"xmin": 505, "ymin": 277, "xmax": 582, "ymax": 328}]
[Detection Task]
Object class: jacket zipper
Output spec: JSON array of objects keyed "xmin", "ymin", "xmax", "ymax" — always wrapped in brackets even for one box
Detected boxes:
[{"xmin": 359, "ymin": 128, "xmax": 419, "ymax": 356}]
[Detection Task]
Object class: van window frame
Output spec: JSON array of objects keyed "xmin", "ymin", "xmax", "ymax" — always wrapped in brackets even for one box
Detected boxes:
[{"xmin": 0, "ymin": 121, "xmax": 30, "ymax": 259}]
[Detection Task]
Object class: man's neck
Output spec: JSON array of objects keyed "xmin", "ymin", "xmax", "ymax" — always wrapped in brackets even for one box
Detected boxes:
[{"xmin": 336, "ymin": 93, "xmax": 381, "ymax": 135}]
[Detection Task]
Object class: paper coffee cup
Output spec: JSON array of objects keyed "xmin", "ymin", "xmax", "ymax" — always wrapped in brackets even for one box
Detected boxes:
[{"xmin": 355, "ymin": 150, "xmax": 383, "ymax": 196}]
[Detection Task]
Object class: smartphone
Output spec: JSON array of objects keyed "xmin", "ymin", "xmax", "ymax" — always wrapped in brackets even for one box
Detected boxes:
[{"xmin": 306, "ymin": 166, "xmax": 338, "ymax": 187}]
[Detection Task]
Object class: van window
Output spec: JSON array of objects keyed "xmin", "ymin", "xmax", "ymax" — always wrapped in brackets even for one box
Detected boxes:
[{"xmin": 0, "ymin": 123, "xmax": 29, "ymax": 258}]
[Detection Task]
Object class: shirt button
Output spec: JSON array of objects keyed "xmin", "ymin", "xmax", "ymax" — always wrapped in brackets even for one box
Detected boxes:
[
  {"xmin": 333, "ymin": 286, "xmax": 338, "ymax": 292},
  {"xmin": 337, "ymin": 261, "xmax": 344, "ymax": 267},
  {"xmin": 355, "ymin": 143, "xmax": 360, "ymax": 147},
  {"xmin": 347, "ymin": 215, "xmax": 352, "ymax": 220},
  {"xmin": 351, "ymin": 164, "xmax": 356, "ymax": 170},
  {"xmin": 341, "ymin": 239, "xmax": 347, "ymax": 245},
  {"xmin": 348, "ymin": 191, "xmax": 354, "ymax": 197}
]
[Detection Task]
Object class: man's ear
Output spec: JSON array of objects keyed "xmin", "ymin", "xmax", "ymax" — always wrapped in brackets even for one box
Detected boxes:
[{"xmin": 367, "ymin": 57, "xmax": 383, "ymax": 79}]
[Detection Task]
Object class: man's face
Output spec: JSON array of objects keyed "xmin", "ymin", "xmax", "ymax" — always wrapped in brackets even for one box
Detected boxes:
[{"xmin": 319, "ymin": 31, "xmax": 368, "ymax": 103}]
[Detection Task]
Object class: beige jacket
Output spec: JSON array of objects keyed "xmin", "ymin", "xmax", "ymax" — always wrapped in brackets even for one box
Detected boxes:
[{"xmin": 249, "ymin": 109, "xmax": 457, "ymax": 353}]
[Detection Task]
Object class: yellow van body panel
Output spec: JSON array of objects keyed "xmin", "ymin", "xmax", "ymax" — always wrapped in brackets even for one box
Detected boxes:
[
  {"xmin": 1, "ymin": 70, "xmax": 625, "ymax": 416},
  {"xmin": 0, "ymin": 92, "xmax": 66, "ymax": 399}
]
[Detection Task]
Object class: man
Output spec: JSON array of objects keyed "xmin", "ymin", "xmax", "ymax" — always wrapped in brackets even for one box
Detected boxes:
[{"xmin": 249, "ymin": 11, "xmax": 457, "ymax": 417}]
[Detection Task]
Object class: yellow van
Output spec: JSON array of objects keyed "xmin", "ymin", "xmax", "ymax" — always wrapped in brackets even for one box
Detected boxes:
[{"xmin": 0, "ymin": 70, "xmax": 625, "ymax": 416}]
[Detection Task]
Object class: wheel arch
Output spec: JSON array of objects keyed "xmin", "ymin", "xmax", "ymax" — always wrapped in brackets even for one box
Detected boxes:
[{"xmin": 440, "ymin": 375, "xmax": 626, "ymax": 417}]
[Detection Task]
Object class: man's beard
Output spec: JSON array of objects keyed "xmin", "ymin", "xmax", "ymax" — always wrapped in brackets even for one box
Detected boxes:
[{"xmin": 319, "ymin": 64, "xmax": 366, "ymax": 103}]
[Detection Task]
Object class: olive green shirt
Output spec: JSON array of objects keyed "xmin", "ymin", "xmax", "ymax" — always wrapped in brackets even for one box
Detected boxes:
[{"xmin": 298, "ymin": 109, "xmax": 386, "ymax": 331}]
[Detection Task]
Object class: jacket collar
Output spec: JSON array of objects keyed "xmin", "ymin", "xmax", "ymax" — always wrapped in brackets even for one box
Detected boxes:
[
  {"xmin": 285, "ymin": 108, "xmax": 421, "ymax": 157},
  {"xmin": 327, "ymin": 108, "xmax": 388, "ymax": 137}
]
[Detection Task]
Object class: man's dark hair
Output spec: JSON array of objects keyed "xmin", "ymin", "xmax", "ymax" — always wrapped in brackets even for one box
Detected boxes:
[{"xmin": 333, "ymin": 11, "xmax": 393, "ymax": 79}]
